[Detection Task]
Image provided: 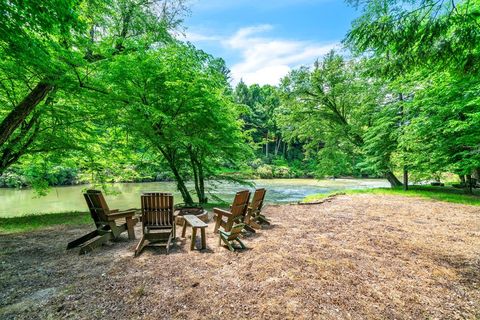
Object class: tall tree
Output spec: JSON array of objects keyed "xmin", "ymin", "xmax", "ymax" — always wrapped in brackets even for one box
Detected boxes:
[
  {"xmin": 104, "ymin": 44, "xmax": 249, "ymax": 204},
  {"xmin": 0, "ymin": 0, "xmax": 188, "ymax": 175}
]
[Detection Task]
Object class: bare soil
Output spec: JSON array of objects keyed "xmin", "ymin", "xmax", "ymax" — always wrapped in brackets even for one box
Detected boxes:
[{"xmin": 1, "ymin": 194, "xmax": 479, "ymax": 319}]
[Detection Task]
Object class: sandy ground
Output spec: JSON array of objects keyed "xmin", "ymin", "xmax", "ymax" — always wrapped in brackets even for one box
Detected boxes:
[{"xmin": 1, "ymin": 194, "xmax": 479, "ymax": 319}]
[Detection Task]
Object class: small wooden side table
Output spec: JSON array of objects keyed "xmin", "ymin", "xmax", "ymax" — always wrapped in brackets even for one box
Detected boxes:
[{"xmin": 182, "ymin": 214, "xmax": 208, "ymax": 250}]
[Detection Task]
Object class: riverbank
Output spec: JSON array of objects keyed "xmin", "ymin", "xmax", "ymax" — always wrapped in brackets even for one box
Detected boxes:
[
  {"xmin": 303, "ymin": 185, "xmax": 480, "ymax": 206},
  {"xmin": 1, "ymin": 194, "xmax": 479, "ymax": 319},
  {"xmin": 2, "ymin": 184, "xmax": 479, "ymax": 233},
  {"xmin": 0, "ymin": 178, "xmax": 389, "ymax": 217}
]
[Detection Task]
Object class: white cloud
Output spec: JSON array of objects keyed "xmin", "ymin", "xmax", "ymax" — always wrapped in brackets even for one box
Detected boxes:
[
  {"xmin": 223, "ymin": 25, "xmax": 339, "ymax": 86},
  {"xmin": 179, "ymin": 24, "xmax": 340, "ymax": 86}
]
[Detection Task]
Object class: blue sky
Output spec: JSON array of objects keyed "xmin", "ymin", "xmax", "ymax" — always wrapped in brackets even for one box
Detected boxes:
[{"xmin": 180, "ymin": 0, "xmax": 360, "ymax": 86}]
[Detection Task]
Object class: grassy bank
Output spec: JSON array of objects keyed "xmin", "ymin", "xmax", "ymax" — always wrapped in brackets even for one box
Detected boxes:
[
  {"xmin": 303, "ymin": 185, "xmax": 480, "ymax": 206},
  {"xmin": 0, "ymin": 202, "xmax": 228, "ymax": 234},
  {"xmin": 0, "ymin": 212, "xmax": 91, "ymax": 234}
]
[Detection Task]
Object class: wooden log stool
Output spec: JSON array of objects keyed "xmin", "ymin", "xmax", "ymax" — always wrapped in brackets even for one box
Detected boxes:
[{"xmin": 182, "ymin": 214, "xmax": 208, "ymax": 250}]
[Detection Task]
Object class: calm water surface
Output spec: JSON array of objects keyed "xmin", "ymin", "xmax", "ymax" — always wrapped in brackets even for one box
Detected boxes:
[{"xmin": 0, "ymin": 179, "xmax": 389, "ymax": 217}]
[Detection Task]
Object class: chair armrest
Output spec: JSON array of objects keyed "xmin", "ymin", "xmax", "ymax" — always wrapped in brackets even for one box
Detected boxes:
[
  {"xmin": 213, "ymin": 208, "xmax": 232, "ymax": 217},
  {"xmin": 107, "ymin": 209, "xmax": 139, "ymax": 220}
]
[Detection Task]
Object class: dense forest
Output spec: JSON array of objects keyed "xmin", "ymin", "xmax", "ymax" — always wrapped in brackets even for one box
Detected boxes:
[{"xmin": 0, "ymin": 0, "xmax": 479, "ymax": 202}]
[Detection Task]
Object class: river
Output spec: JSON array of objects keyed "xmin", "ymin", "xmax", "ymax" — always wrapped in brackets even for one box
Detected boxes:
[{"xmin": 0, "ymin": 178, "xmax": 389, "ymax": 217}]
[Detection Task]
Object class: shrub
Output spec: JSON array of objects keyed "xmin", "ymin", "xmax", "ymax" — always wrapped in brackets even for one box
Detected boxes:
[
  {"xmin": 256, "ymin": 165, "xmax": 274, "ymax": 178},
  {"xmin": 273, "ymin": 166, "xmax": 293, "ymax": 178}
]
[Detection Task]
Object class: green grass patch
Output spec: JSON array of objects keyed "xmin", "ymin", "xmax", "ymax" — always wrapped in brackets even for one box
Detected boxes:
[
  {"xmin": 0, "ymin": 202, "xmax": 229, "ymax": 234},
  {"xmin": 303, "ymin": 185, "xmax": 480, "ymax": 206},
  {"xmin": 0, "ymin": 211, "xmax": 91, "ymax": 234}
]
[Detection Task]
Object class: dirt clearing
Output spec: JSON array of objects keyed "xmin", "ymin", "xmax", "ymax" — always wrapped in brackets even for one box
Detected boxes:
[{"xmin": 1, "ymin": 194, "xmax": 479, "ymax": 319}]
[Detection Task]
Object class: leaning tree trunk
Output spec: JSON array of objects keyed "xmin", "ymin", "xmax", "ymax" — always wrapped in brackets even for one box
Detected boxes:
[
  {"xmin": 188, "ymin": 147, "xmax": 207, "ymax": 204},
  {"xmin": 0, "ymin": 81, "xmax": 52, "ymax": 147},
  {"xmin": 197, "ymin": 161, "xmax": 206, "ymax": 204},
  {"xmin": 159, "ymin": 148, "xmax": 194, "ymax": 204},
  {"xmin": 386, "ymin": 170, "xmax": 403, "ymax": 187},
  {"xmin": 466, "ymin": 174, "xmax": 473, "ymax": 195}
]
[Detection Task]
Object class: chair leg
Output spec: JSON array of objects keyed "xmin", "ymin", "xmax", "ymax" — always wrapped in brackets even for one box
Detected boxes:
[
  {"xmin": 79, "ymin": 233, "xmax": 111, "ymax": 255},
  {"xmin": 219, "ymin": 233, "xmax": 235, "ymax": 252},
  {"xmin": 213, "ymin": 215, "xmax": 221, "ymax": 233},
  {"xmin": 166, "ymin": 233, "xmax": 173, "ymax": 255},
  {"xmin": 257, "ymin": 215, "xmax": 270, "ymax": 225},
  {"xmin": 134, "ymin": 236, "xmax": 147, "ymax": 257},
  {"xmin": 249, "ymin": 220, "xmax": 262, "ymax": 230},
  {"xmin": 244, "ymin": 224, "xmax": 256, "ymax": 233},
  {"xmin": 235, "ymin": 238, "xmax": 246, "ymax": 249},
  {"xmin": 126, "ymin": 217, "xmax": 136, "ymax": 240},
  {"xmin": 67, "ymin": 230, "xmax": 99, "ymax": 250}
]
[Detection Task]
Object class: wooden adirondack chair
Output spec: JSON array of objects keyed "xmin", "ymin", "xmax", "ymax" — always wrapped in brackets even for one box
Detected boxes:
[
  {"xmin": 219, "ymin": 223, "xmax": 246, "ymax": 252},
  {"xmin": 66, "ymin": 190, "xmax": 138, "ymax": 254},
  {"xmin": 213, "ymin": 190, "xmax": 251, "ymax": 233},
  {"xmin": 247, "ymin": 188, "xmax": 269, "ymax": 226},
  {"xmin": 135, "ymin": 192, "xmax": 175, "ymax": 256}
]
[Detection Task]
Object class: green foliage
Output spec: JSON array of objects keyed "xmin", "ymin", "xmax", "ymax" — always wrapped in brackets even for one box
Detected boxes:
[
  {"xmin": 345, "ymin": 0, "xmax": 480, "ymax": 75},
  {"xmin": 102, "ymin": 43, "xmax": 250, "ymax": 203},
  {"xmin": 345, "ymin": 0, "xmax": 480, "ymax": 190},
  {"xmin": 277, "ymin": 51, "xmax": 380, "ymax": 179}
]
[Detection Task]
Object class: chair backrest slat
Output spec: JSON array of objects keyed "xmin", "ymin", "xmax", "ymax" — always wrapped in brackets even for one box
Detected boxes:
[
  {"xmin": 141, "ymin": 193, "xmax": 174, "ymax": 228},
  {"xmin": 84, "ymin": 190, "xmax": 110, "ymax": 225},
  {"xmin": 230, "ymin": 190, "xmax": 250, "ymax": 219},
  {"xmin": 250, "ymin": 188, "xmax": 266, "ymax": 213}
]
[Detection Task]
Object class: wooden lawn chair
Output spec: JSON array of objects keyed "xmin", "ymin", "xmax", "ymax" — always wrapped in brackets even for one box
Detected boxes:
[
  {"xmin": 213, "ymin": 190, "xmax": 251, "ymax": 233},
  {"xmin": 66, "ymin": 189, "xmax": 138, "ymax": 254},
  {"xmin": 219, "ymin": 223, "xmax": 246, "ymax": 252},
  {"xmin": 135, "ymin": 192, "xmax": 175, "ymax": 256},
  {"xmin": 247, "ymin": 188, "xmax": 269, "ymax": 226}
]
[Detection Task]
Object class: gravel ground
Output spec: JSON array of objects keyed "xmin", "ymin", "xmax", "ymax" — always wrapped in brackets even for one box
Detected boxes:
[{"xmin": 1, "ymin": 194, "xmax": 479, "ymax": 319}]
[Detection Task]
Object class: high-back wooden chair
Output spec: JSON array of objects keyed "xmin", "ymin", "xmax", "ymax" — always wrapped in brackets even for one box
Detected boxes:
[
  {"xmin": 135, "ymin": 192, "xmax": 175, "ymax": 256},
  {"xmin": 213, "ymin": 190, "xmax": 250, "ymax": 233},
  {"xmin": 246, "ymin": 188, "xmax": 269, "ymax": 227},
  {"xmin": 67, "ymin": 190, "xmax": 138, "ymax": 254}
]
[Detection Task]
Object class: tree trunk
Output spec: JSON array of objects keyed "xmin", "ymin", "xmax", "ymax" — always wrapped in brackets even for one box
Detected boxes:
[
  {"xmin": 159, "ymin": 148, "xmax": 194, "ymax": 204},
  {"xmin": 459, "ymin": 174, "xmax": 466, "ymax": 186},
  {"xmin": 265, "ymin": 131, "xmax": 269, "ymax": 157},
  {"xmin": 0, "ymin": 81, "xmax": 53, "ymax": 147},
  {"xmin": 403, "ymin": 166, "xmax": 409, "ymax": 191},
  {"xmin": 386, "ymin": 170, "xmax": 403, "ymax": 187},
  {"xmin": 275, "ymin": 137, "xmax": 281, "ymax": 156},
  {"xmin": 198, "ymin": 160, "xmax": 206, "ymax": 204},
  {"xmin": 0, "ymin": 113, "xmax": 40, "ymax": 173},
  {"xmin": 473, "ymin": 168, "xmax": 480, "ymax": 181},
  {"xmin": 466, "ymin": 174, "xmax": 473, "ymax": 194},
  {"xmin": 188, "ymin": 147, "xmax": 207, "ymax": 204},
  {"xmin": 403, "ymin": 166, "xmax": 408, "ymax": 191},
  {"xmin": 191, "ymin": 157, "xmax": 201, "ymax": 201}
]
